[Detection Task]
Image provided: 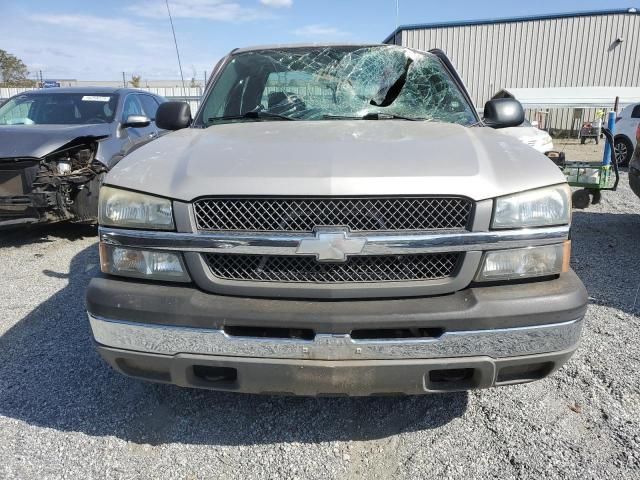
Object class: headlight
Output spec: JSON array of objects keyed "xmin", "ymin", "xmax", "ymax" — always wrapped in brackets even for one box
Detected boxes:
[
  {"xmin": 492, "ymin": 184, "xmax": 571, "ymax": 229},
  {"xmin": 100, "ymin": 244, "xmax": 190, "ymax": 282},
  {"xmin": 99, "ymin": 186, "xmax": 174, "ymax": 230},
  {"xmin": 475, "ymin": 242, "xmax": 570, "ymax": 282}
]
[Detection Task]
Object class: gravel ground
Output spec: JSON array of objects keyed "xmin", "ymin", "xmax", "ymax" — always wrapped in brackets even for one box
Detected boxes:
[{"xmin": 1, "ymin": 170, "xmax": 639, "ymax": 479}]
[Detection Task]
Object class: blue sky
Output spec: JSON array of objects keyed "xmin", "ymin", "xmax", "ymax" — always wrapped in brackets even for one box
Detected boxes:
[{"xmin": 0, "ymin": 0, "xmax": 636, "ymax": 80}]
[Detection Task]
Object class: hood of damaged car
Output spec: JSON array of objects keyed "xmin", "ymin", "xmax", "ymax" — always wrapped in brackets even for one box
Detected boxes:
[
  {"xmin": 0, "ymin": 124, "xmax": 111, "ymax": 159},
  {"xmin": 106, "ymin": 121, "xmax": 567, "ymax": 201}
]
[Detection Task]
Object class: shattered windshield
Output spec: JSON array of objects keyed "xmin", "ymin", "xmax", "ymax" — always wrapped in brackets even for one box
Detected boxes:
[
  {"xmin": 197, "ymin": 46, "xmax": 477, "ymax": 126},
  {"xmin": 0, "ymin": 93, "xmax": 118, "ymax": 125}
]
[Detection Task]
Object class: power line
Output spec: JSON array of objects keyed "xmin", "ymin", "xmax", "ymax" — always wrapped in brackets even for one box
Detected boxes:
[{"xmin": 165, "ymin": 0, "xmax": 187, "ymax": 99}]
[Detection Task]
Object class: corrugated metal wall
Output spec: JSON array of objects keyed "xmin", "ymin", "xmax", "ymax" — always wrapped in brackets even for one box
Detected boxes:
[{"xmin": 390, "ymin": 12, "xmax": 640, "ymax": 133}]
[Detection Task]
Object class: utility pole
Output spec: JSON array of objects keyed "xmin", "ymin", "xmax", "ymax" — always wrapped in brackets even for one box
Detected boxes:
[
  {"xmin": 396, "ymin": 0, "xmax": 399, "ymax": 30},
  {"xmin": 122, "ymin": 72, "xmax": 126, "ymax": 88}
]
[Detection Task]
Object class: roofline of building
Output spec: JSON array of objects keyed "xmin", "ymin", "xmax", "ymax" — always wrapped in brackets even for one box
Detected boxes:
[{"xmin": 382, "ymin": 7, "xmax": 639, "ymax": 43}]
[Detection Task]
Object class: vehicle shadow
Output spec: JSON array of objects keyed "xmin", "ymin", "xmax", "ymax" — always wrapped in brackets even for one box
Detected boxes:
[
  {"xmin": 571, "ymin": 210, "xmax": 640, "ymax": 315},
  {"xmin": 0, "ymin": 223, "xmax": 97, "ymax": 248},
  {"xmin": 0, "ymin": 244, "xmax": 468, "ymax": 446}
]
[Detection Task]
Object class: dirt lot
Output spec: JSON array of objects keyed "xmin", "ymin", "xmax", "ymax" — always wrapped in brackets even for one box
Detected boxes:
[
  {"xmin": 0, "ymin": 163, "xmax": 639, "ymax": 479},
  {"xmin": 554, "ymin": 138, "xmax": 606, "ymax": 163}
]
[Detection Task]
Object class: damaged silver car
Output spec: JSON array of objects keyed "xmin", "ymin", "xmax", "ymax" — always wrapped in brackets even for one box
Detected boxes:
[{"xmin": 0, "ymin": 87, "xmax": 165, "ymax": 228}]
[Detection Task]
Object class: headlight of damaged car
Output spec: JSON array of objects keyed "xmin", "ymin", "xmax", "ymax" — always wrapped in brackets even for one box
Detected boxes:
[
  {"xmin": 492, "ymin": 184, "xmax": 571, "ymax": 229},
  {"xmin": 99, "ymin": 186, "xmax": 174, "ymax": 230}
]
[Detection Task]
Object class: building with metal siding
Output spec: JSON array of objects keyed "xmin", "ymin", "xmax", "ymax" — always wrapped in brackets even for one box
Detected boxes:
[{"xmin": 384, "ymin": 8, "xmax": 640, "ymax": 133}]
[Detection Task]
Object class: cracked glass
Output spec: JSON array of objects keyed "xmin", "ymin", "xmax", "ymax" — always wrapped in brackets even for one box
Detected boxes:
[{"xmin": 198, "ymin": 45, "xmax": 477, "ymax": 126}]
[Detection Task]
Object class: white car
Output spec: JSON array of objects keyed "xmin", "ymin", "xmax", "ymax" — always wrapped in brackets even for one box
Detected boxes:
[
  {"xmin": 497, "ymin": 119, "xmax": 554, "ymax": 153},
  {"xmin": 615, "ymin": 103, "xmax": 640, "ymax": 167}
]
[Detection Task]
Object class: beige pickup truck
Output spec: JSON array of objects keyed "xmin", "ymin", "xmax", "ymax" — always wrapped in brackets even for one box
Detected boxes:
[{"xmin": 86, "ymin": 44, "xmax": 587, "ymax": 396}]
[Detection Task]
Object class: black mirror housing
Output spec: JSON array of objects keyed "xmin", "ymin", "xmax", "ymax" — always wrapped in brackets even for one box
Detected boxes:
[
  {"xmin": 483, "ymin": 98, "xmax": 525, "ymax": 129},
  {"xmin": 156, "ymin": 102, "xmax": 192, "ymax": 131},
  {"xmin": 122, "ymin": 115, "xmax": 151, "ymax": 128}
]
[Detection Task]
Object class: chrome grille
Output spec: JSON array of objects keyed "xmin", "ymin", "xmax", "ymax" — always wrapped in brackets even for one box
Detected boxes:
[
  {"xmin": 203, "ymin": 253, "xmax": 461, "ymax": 283},
  {"xmin": 193, "ymin": 197, "xmax": 472, "ymax": 232}
]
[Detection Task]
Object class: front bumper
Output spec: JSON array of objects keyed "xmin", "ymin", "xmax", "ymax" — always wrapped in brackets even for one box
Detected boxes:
[
  {"xmin": 87, "ymin": 271, "xmax": 587, "ymax": 395},
  {"xmin": 96, "ymin": 345, "xmax": 578, "ymax": 396},
  {"xmin": 0, "ymin": 159, "xmax": 43, "ymax": 227}
]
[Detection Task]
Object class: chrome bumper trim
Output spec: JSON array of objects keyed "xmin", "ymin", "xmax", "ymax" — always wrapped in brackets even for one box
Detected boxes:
[
  {"xmin": 89, "ymin": 314, "xmax": 583, "ymax": 361},
  {"xmin": 99, "ymin": 225, "xmax": 570, "ymax": 256}
]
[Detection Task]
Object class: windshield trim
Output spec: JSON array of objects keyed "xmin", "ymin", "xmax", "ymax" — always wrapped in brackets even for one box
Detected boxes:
[{"xmin": 192, "ymin": 54, "xmax": 234, "ymax": 127}]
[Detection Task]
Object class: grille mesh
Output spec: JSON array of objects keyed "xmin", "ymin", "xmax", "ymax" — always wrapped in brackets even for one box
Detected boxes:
[
  {"xmin": 194, "ymin": 197, "xmax": 472, "ymax": 232},
  {"xmin": 203, "ymin": 253, "xmax": 460, "ymax": 283}
]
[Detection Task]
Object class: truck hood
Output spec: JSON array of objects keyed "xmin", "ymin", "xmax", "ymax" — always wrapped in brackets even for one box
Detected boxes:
[
  {"xmin": 0, "ymin": 124, "xmax": 111, "ymax": 159},
  {"xmin": 106, "ymin": 121, "xmax": 566, "ymax": 201}
]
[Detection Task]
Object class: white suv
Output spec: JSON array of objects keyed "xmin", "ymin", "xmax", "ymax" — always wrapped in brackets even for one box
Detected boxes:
[{"xmin": 615, "ymin": 103, "xmax": 640, "ymax": 167}]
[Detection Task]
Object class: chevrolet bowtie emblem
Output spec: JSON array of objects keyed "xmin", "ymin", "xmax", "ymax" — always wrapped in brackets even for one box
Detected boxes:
[{"xmin": 296, "ymin": 228, "xmax": 366, "ymax": 262}]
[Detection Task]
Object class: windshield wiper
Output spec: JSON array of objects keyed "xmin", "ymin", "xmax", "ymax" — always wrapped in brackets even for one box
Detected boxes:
[
  {"xmin": 208, "ymin": 111, "xmax": 298, "ymax": 124},
  {"xmin": 322, "ymin": 112, "xmax": 422, "ymax": 121}
]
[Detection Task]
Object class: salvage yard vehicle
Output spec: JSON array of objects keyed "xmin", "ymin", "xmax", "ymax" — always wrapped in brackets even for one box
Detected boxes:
[
  {"xmin": 0, "ymin": 87, "xmax": 165, "ymax": 228},
  {"xmin": 87, "ymin": 44, "xmax": 587, "ymax": 396},
  {"xmin": 629, "ymin": 124, "xmax": 640, "ymax": 199},
  {"xmin": 498, "ymin": 119, "xmax": 554, "ymax": 153},
  {"xmin": 579, "ymin": 120, "xmax": 601, "ymax": 145},
  {"xmin": 615, "ymin": 103, "xmax": 640, "ymax": 167}
]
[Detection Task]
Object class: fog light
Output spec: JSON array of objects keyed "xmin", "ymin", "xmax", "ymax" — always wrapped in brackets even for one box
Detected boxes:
[
  {"xmin": 476, "ymin": 242, "xmax": 569, "ymax": 282},
  {"xmin": 100, "ymin": 243, "xmax": 190, "ymax": 282}
]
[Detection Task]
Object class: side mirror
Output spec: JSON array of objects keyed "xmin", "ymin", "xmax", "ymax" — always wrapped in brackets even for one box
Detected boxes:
[
  {"xmin": 122, "ymin": 115, "xmax": 151, "ymax": 128},
  {"xmin": 156, "ymin": 102, "xmax": 192, "ymax": 131},
  {"xmin": 483, "ymin": 98, "xmax": 525, "ymax": 129}
]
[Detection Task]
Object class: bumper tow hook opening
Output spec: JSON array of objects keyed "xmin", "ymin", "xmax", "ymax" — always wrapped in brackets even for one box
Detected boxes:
[
  {"xmin": 192, "ymin": 365, "xmax": 238, "ymax": 386},
  {"xmin": 427, "ymin": 368, "xmax": 478, "ymax": 391}
]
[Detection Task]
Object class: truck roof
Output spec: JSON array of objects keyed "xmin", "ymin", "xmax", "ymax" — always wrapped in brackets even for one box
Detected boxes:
[{"xmin": 231, "ymin": 43, "xmax": 386, "ymax": 54}]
